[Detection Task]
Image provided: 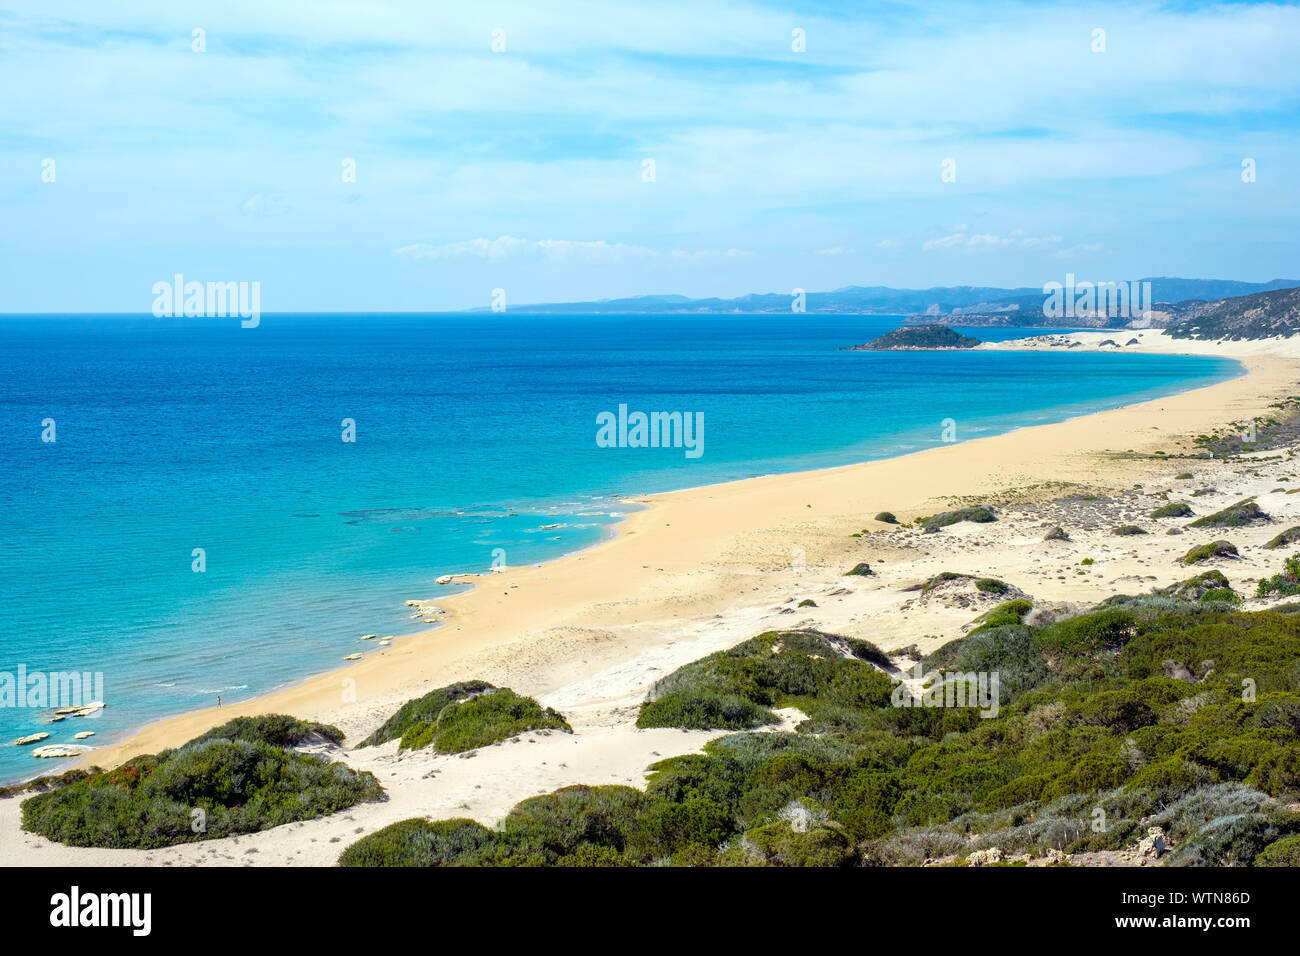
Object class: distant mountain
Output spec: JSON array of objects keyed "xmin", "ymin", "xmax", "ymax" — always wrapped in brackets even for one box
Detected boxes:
[
  {"xmin": 845, "ymin": 326, "xmax": 982, "ymax": 351},
  {"xmin": 1167, "ymin": 287, "xmax": 1300, "ymax": 340},
  {"xmin": 489, "ymin": 278, "xmax": 1300, "ymax": 317}
]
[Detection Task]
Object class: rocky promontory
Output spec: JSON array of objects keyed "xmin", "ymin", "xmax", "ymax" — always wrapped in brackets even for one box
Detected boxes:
[{"xmin": 846, "ymin": 325, "xmax": 983, "ymax": 351}]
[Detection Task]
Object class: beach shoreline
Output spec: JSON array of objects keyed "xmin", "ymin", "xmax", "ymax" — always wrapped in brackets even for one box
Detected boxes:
[
  {"xmin": 62, "ymin": 330, "xmax": 1298, "ymax": 774},
  {"xmin": 9, "ymin": 328, "xmax": 1300, "ymax": 865}
]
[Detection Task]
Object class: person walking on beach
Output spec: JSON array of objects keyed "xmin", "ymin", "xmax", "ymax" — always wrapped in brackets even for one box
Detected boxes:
[{"xmin": 217, "ymin": 695, "xmax": 221, "ymax": 707}]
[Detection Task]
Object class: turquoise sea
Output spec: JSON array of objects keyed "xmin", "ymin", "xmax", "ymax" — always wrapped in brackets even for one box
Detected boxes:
[{"xmin": 0, "ymin": 314, "xmax": 1241, "ymax": 783}]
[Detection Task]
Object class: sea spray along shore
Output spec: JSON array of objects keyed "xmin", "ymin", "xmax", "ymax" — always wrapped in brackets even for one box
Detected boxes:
[{"xmin": 5, "ymin": 329, "xmax": 1300, "ymax": 866}]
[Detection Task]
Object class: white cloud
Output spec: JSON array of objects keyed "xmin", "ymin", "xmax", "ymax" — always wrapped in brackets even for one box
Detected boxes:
[
  {"xmin": 393, "ymin": 236, "xmax": 750, "ymax": 261},
  {"xmin": 922, "ymin": 227, "xmax": 1061, "ymax": 252}
]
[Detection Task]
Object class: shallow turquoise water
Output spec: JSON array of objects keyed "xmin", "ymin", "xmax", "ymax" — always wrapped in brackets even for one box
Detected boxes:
[{"xmin": 0, "ymin": 313, "xmax": 1240, "ymax": 782}]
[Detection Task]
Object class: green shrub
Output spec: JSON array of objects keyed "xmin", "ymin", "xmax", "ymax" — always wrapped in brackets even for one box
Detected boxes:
[
  {"xmin": 920, "ymin": 572, "xmax": 1011, "ymax": 596},
  {"xmin": 360, "ymin": 680, "xmax": 496, "ymax": 747},
  {"xmin": 0, "ymin": 767, "xmax": 96, "ymax": 799},
  {"xmin": 636, "ymin": 630, "xmax": 892, "ymax": 731},
  {"xmin": 1181, "ymin": 540, "xmax": 1239, "ymax": 565},
  {"xmin": 1189, "ymin": 498, "xmax": 1269, "ymax": 528},
  {"xmin": 338, "ymin": 818, "xmax": 495, "ymax": 866},
  {"xmin": 1160, "ymin": 786, "xmax": 1300, "ymax": 866},
  {"xmin": 636, "ymin": 691, "xmax": 775, "ymax": 730},
  {"xmin": 406, "ymin": 689, "xmax": 569, "ymax": 753},
  {"xmin": 1113, "ymin": 525, "xmax": 1148, "ymax": 536},
  {"xmin": 1163, "ymin": 569, "xmax": 1232, "ymax": 599},
  {"xmin": 1152, "ymin": 502, "xmax": 1194, "ymax": 518},
  {"xmin": 1034, "ymin": 607, "xmax": 1136, "ymax": 654},
  {"xmin": 556, "ymin": 843, "xmax": 631, "ymax": 866},
  {"xmin": 1125, "ymin": 758, "xmax": 1214, "ymax": 798},
  {"xmin": 1255, "ymin": 834, "xmax": 1300, "ymax": 866},
  {"xmin": 1265, "ymin": 527, "xmax": 1300, "ymax": 550},
  {"xmin": 361, "ymin": 681, "xmax": 570, "ymax": 753},
  {"xmin": 187, "ymin": 714, "xmax": 345, "ymax": 748},
  {"xmin": 845, "ymin": 562, "xmax": 874, "ymax": 577},
  {"xmin": 832, "ymin": 770, "xmax": 902, "ymax": 840},
  {"xmin": 1200, "ymin": 588, "xmax": 1242, "ymax": 605},
  {"xmin": 917, "ymin": 505, "xmax": 996, "ymax": 530},
  {"xmin": 746, "ymin": 820, "xmax": 854, "ymax": 867},
  {"xmin": 968, "ymin": 599, "xmax": 1033, "ymax": 635},
  {"xmin": 798, "ymin": 599, "xmax": 817, "ymax": 608},
  {"xmin": 979, "ymin": 775, "xmax": 1049, "ymax": 811},
  {"xmin": 1258, "ymin": 554, "xmax": 1300, "ymax": 598},
  {"xmin": 875, "ymin": 512, "xmax": 899, "ymax": 524},
  {"xmin": 22, "ymin": 718, "xmax": 383, "ymax": 849},
  {"xmin": 626, "ymin": 798, "xmax": 734, "ymax": 862},
  {"xmin": 500, "ymin": 785, "xmax": 645, "ymax": 861},
  {"xmin": 340, "ymin": 603, "xmax": 1300, "ymax": 867}
]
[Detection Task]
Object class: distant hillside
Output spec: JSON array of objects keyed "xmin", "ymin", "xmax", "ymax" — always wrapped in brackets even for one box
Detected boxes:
[
  {"xmin": 1167, "ymin": 287, "xmax": 1300, "ymax": 340},
  {"xmin": 499, "ymin": 286, "xmax": 1046, "ymax": 315},
  {"xmin": 487, "ymin": 278, "xmax": 1300, "ymax": 317},
  {"xmin": 846, "ymin": 325, "xmax": 982, "ymax": 351},
  {"xmin": 906, "ymin": 304, "xmax": 1116, "ymax": 329}
]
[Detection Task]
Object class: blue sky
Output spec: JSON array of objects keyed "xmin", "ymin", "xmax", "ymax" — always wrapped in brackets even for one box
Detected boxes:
[{"xmin": 1, "ymin": 0, "xmax": 1298, "ymax": 311}]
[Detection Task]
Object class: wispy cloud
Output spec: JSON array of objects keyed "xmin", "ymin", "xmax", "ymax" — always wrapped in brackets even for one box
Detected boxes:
[
  {"xmin": 394, "ymin": 237, "xmax": 751, "ymax": 262},
  {"xmin": 1, "ymin": 0, "xmax": 1297, "ymax": 309},
  {"xmin": 922, "ymin": 226, "xmax": 1062, "ymax": 252}
]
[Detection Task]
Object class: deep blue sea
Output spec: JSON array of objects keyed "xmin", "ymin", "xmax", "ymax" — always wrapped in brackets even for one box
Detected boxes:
[{"xmin": 0, "ymin": 314, "xmax": 1240, "ymax": 782}]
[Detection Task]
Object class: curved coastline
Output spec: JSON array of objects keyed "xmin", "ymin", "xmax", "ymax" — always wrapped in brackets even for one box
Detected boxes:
[{"xmin": 41, "ymin": 333, "xmax": 1292, "ymax": 778}]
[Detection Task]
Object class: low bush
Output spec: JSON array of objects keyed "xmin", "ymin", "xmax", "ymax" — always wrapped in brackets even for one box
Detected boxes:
[
  {"xmin": 1180, "ymin": 540, "xmax": 1239, "ymax": 565},
  {"xmin": 637, "ymin": 630, "xmax": 893, "ymax": 732},
  {"xmin": 338, "ymin": 818, "xmax": 495, "ymax": 867},
  {"xmin": 1189, "ymin": 498, "xmax": 1269, "ymax": 529},
  {"xmin": 1265, "ymin": 527, "xmax": 1300, "ymax": 550},
  {"xmin": 1257, "ymin": 554, "xmax": 1300, "ymax": 598},
  {"xmin": 340, "ymin": 603, "xmax": 1300, "ymax": 867},
  {"xmin": 920, "ymin": 572, "xmax": 1012, "ymax": 596},
  {"xmin": 916, "ymin": 505, "xmax": 996, "ymax": 530},
  {"xmin": 968, "ymin": 599, "xmax": 1033, "ymax": 635},
  {"xmin": 360, "ymin": 681, "xmax": 570, "ymax": 753},
  {"xmin": 1255, "ymin": 834, "xmax": 1300, "ymax": 866},
  {"xmin": 22, "ymin": 716, "xmax": 382, "ymax": 849},
  {"xmin": 1162, "ymin": 569, "xmax": 1233, "ymax": 599}
]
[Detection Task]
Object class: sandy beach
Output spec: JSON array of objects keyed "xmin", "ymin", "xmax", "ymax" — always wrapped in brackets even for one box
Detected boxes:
[{"xmin": 6, "ymin": 328, "xmax": 1300, "ymax": 866}]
